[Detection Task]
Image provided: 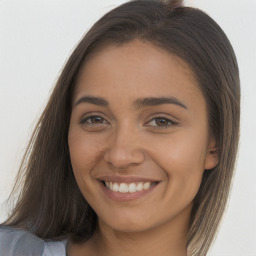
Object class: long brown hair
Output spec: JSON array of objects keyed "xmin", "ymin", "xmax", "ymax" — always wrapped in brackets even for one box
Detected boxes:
[{"xmin": 3, "ymin": 1, "xmax": 240, "ymax": 255}]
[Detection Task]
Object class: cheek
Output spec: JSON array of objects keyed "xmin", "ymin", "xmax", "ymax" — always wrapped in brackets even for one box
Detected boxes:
[
  {"xmin": 153, "ymin": 130, "xmax": 207, "ymax": 171},
  {"xmin": 68, "ymin": 130, "xmax": 105, "ymax": 177},
  {"xmin": 149, "ymin": 130, "xmax": 208, "ymax": 197},
  {"xmin": 68, "ymin": 131, "xmax": 108, "ymax": 204}
]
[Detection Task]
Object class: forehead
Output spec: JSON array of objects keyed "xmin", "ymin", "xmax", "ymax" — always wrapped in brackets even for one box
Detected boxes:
[{"xmin": 74, "ymin": 40, "xmax": 204, "ymax": 110}]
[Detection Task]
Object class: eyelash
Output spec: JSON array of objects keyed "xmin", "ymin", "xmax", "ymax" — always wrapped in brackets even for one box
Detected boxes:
[
  {"xmin": 80, "ymin": 115, "xmax": 107, "ymax": 125},
  {"xmin": 80, "ymin": 115, "xmax": 177, "ymax": 129},
  {"xmin": 146, "ymin": 117, "xmax": 177, "ymax": 128}
]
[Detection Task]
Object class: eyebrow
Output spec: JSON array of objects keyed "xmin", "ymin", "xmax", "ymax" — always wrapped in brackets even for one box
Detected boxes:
[
  {"xmin": 75, "ymin": 96, "xmax": 109, "ymax": 107},
  {"xmin": 134, "ymin": 97, "xmax": 188, "ymax": 110},
  {"xmin": 75, "ymin": 95, "xmax": 187, "ymax": 110}
]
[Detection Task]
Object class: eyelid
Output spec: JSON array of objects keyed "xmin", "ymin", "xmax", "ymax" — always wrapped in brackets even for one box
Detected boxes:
[
  {"xmin": 145, "ymin": 115, "xmax": 179, "ymax": 128},
  {"xmin": 80, "ymin": 112, "xmax": 109, "ymax": 125},
  {"xmin": 79, "ymin": 112, "xmax": 179, "ymax": 128}
]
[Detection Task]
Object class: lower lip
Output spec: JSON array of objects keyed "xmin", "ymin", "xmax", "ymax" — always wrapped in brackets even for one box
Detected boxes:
[{"xmin": 99, "ymin": 181, "xmax": 159, "ymax": 202}]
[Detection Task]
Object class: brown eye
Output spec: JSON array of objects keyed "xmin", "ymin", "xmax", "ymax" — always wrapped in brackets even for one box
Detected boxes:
[
  {"xmin": 147, "ymin": 117, "xmax": 176, "ymax": 128},
  {"xmin": 80, "ymin": 115, "xmax": 109, "ymax": 132},
  {"xmin": 155, "ymin": 118, "xmax": 170, "ymax": 126},
  {"xmin": 80, "ymin": 115, "xmax": 106, "ymax": 125},
  {"xmin": 90, "ymin": 116, "xmax": 105, "ymax": 124}
]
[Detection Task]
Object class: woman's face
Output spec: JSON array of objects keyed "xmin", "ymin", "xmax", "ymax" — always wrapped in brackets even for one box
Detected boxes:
[{"xmin": 68, "ymin": 40, "xmax": 218, "ymax": 233}]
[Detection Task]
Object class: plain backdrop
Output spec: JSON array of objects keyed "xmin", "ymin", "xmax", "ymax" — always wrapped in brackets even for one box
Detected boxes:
[{"xmin": 0, "ymin": 0, "xmax": 256, "ymax": 255}]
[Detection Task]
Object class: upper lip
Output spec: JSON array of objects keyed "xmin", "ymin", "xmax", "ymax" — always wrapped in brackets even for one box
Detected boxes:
[{"xmin": 97, "ymin": 175, "xmax": 160, "ymax": 183}]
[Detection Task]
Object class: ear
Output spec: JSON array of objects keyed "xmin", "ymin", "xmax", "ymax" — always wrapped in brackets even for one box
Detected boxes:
[{"xmin": 204, "ymin": 136, "xmax": 219, "ymax": 170}]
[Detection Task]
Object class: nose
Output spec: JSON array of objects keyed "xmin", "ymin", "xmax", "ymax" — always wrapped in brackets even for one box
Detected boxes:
[{"xmin": 104, "ymin": 125, "xmax": 145, "ymax": 170}]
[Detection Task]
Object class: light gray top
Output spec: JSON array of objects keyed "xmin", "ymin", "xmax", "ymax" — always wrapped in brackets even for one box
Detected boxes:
[{"xmin": 0, "ymin": 226, "xmax": 67, "ymax": 256}]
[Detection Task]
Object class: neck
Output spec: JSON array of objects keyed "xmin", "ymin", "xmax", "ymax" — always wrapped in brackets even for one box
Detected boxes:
[
  {"xmin": 94, "ymin": 221, "xmax": 187, "ymax": 256},
  {"xmin": 69, "ymin": 205, "xmax": 190, "ymax": 256}
]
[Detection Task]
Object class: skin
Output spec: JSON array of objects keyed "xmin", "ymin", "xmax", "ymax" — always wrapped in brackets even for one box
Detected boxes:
[{"xmin": 67, "ymin": 40, "xmax": 218, "ymax": 256}]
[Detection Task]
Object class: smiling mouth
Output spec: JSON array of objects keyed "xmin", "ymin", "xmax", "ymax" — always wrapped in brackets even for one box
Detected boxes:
[{"xmin": 102, "ymin": 181, "xmax": 158, "ymax": 193}]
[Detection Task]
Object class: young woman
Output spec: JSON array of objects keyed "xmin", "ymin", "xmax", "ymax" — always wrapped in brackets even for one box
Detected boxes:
[{"xmin": 0, "ymin": 0, "xmax": 240, "ymax": 255}]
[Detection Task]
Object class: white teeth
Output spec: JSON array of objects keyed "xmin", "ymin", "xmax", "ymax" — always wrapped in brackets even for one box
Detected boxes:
[
  {"xmin": 143, "ymin": 182, "xmax": 150, "ymax": 190},
  {"xmin": 119, "ymin": 183, "xmax": 129, "ymax": 193},
  {"xmin": 128, "ymin": 183, "xmax": 137, "ymax": 193},
  {"xmin": 136, "ymin": 183, "xmax": 143, "ymax": 191},
  {"xmin": 104, "ymin": 181, "xmax": 156, "ymax": 193},
  {"xmin": 113, "ymin": 183, "xmax": 119, "ymax": 192}
]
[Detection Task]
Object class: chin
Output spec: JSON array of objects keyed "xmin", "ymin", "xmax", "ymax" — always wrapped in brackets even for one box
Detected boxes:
[{"xmin": 99, "ymin": 213, "xmax": 153, "ymax": 233}]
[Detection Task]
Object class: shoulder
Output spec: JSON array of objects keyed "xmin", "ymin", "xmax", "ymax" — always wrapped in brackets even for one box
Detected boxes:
[
  {"xmin": 0, "ymin": 226, "xmax": 67, "ymax": 256},
  {"xmin": 0, "ymin": 226, "xmax": 44, "ymax": 256}
]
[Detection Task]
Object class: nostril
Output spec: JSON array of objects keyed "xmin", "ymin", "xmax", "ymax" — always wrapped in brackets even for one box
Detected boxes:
[{"xmin": 103, "ymin": 147, "xmax": 145, "ymax": 170}]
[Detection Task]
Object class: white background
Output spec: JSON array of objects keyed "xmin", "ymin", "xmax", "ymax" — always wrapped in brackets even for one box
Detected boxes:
[{"xmin": 0, "ymin": 0, "xmax": 255, "ymax": 255}]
